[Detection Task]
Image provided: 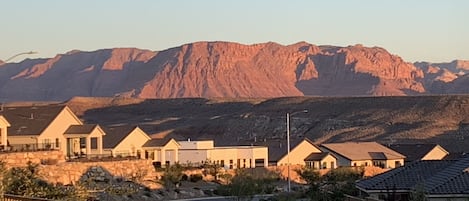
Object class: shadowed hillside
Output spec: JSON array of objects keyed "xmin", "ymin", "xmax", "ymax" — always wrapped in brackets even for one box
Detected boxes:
[{"xmin": 65, "ymin": 95, "xmax": 469, "ymax": 153}]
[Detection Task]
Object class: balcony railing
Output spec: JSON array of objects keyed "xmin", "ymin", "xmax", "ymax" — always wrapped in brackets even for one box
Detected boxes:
[{"xmin": 0, "ymin": 143, "xmax": 60, "ymax": 153}]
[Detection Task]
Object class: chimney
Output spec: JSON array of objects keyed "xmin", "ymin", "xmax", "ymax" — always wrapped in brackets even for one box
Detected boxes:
[{"xmin": 188, "ymin": 138, "xmax": 191, "ymax": 142}]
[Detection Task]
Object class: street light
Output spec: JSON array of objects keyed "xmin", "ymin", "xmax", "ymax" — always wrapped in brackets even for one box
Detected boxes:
[
  {"xmin": 3, "ymin": 51, "xmax": 38, "ymax": 63},
  {"xmin": 286, "ymin": 109, "xmax": 308, "ymax": 192}
]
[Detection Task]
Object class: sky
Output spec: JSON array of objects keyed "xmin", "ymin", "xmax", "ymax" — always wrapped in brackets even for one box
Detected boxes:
[{"xmin": 1, "ymin": 0, "xmax": 468, "ymax": 63}]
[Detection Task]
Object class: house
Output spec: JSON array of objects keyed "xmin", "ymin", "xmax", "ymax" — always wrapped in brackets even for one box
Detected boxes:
[
  {"xmin": 0, "ymin": 115, "xmax": 10, "ymax": 148},
  {"xmin": 388, "ymin": 144, "xmax": 449, "ymax": 162},
  {"xmin": 250, "ymin": 138, "xmax": 324, "ymax": 166},
  {"xmin": 177, "ymin": 140, "xmax": 268, "ymax": 169},
  {"xmin": 356, "ymin": 156, "xmax": 469, "ymax": 201},
  {"xmin": 143, "ymin": 138, "xmax": 180, "ymax": 167},
  {"xmin": 0, "ymin": 105, "xmax": 105, "ymax": 158},
  {"xmin": 304, "ymin": 152, "xmax": 337, "ymax": 169},
  {"xmin": 102, "ymin": 126, "xmax": 151, "ymax": 158},
  {"xmin": 64, "ymin": 124, "xmax": 105, "ymax": 157},
  {"xmin": 320, "ymin": 142, "xmax": 405, "ymax": 168}
]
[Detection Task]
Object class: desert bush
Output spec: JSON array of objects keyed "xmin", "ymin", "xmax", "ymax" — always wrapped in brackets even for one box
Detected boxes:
[{"xmin": 189, "ymin": 174, "xmax": 203, "ymax": 182}]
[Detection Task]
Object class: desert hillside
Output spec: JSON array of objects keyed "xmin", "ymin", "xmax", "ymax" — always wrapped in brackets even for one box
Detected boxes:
[
  {"xmin": 63, "ymin": 95, "xmax": 469, "ymax": 153},
  {"xmin": 3, "ymin": 41, "xmax": 468, "ymax": 101}
]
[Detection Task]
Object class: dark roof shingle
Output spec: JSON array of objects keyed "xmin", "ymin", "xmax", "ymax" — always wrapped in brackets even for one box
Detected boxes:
[
  {"xmin": 0, "ymin": 105, "xmax": 67, "ymax": 136},
  {"xmin": 357, "ymin": 157, "xmax": 469, "ymax": 195},
  {"xmin": 102, "ymin": 126, "xmax": 139, "ymax": 149},
  {"xmin": 304, "ymin": 152, "xmax": 332, "ymax": 161},
  {"xmin": 64, "ymin": 124, "xmax": 98, "ymax": 134},
  {"xmin": 388, "ymin": 144, "xmax": 446, "ymax": 162}
]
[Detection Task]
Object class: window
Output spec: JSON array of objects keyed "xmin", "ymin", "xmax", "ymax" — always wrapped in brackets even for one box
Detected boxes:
[
  {"xmin": 237, "ymin": 159, "xmax": 241, "ymax": 169},
  {"xmin": 365, "ymin": 162, "xmax": 368, "ymax": 166},
  {"xmin": 249, "ymin": 159, "xmax": 252, "ymax": 168},
  {"xmin": 353, "ymin": 162, "xmax": 357, "ymax": 166},
  {"xmin": 55, "ymin": 138, "xmax": 59, "ymax": 148},
  {"xmin": 330, "ymin": 161, "xmax": 335, "ymax": 169},
  {"xmin": 229, "ymin": 160, "xmax": 233, "ymax": 169},
  {"xmin": 90, "ymin": 137, "xmax": 98, "ymax": 149},
  {"xmin": 243, "ymin": 159, "xmax": 246, "ymax": 168},
  {"xmin": 221, "ymin": 160, "xmax": 225, "ymax": 167},
  {"xmin": 395, "ymin": 161, "xmax": 402, "ymax": 167},
  {"xmin": 255, "ymin": 159, "xmax": 265, "ymax": 167},
  {"xmin": 322, "ymin": 162, "xmax": 327, "ymax": 169}
]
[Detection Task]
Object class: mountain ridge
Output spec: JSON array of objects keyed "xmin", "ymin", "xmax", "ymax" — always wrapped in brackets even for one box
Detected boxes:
[{"xmin": 0, "ymin": 41, "xmax": 468, "ymax": 102}]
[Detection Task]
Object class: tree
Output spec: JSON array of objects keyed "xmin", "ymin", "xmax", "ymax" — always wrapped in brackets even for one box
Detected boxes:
[
  {"xmin": 161, "ymin": 163, "xmax": 184, "ymax": 190},
  {"xmin": 2, "ymin": 162, "xmax": 81, "ymax": 200},
  {"xmin": 296, "ymin": 167, "xmax": 321, "ymax": 185}
]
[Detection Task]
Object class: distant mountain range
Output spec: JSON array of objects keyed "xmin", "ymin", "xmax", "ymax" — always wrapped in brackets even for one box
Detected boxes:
[{"xmin": 0, "ymin": 41, "xmax": 468, "ymax": 101}]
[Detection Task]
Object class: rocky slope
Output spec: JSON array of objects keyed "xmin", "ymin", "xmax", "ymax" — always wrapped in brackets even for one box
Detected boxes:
[
  {"xmin": 63, "ymin": 95, "xmax": 469, "ymax": 153},
  {"xmin": 0, "ymin": 41, "xmax": 431, "ymax": 101}
]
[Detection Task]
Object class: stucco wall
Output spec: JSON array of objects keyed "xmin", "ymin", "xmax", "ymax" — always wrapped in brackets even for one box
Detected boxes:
[
  {"xmin": 422, "ymin": 147, "xmax": 448, "ymax": 160},
  {"xmin": 38, "ymin": 108, "xmax": 82, "ymax": 156},
  {"xmin": 277, "ymin": 141, "xmax": 321, "ymax": 166},
  {"xmin": 113, "ymin": 129, "xmax": 149, "ymax": 157}
]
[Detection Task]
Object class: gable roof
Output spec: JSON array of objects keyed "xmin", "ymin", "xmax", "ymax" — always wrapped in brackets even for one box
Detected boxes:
[
  {"xmin": 143, "ymin": 137, "xmax": 175, "ymax": 148},
  {"xmin": 241, "ymin": 138, "xmax": 318, "ymax": 162},
  {"xmin": 304, "ymin": 152, "xmax": 334, "ymax": 161},
  {"xmin": 0, "ymin": 105, "xmax": 70, "ymax": 136},
  {"xmin": 321, "ymin": 142, "xmax": 405, "ymax": 161},
  {"xmin": 388, "ymin": 144, "xmax": 448, "ymax": 162},
  {"xmin": 64, "ymin": 124, "xmax": 99, "ymax": 134},
  {"xmin": 356, "ymin": 157, "xmax": 469, "ymax": 195},
  {"xmin": 102, "ymin": 126, "xmax": 149, "ymax": 149},
  {"xmin": 0, "ymin": 115, "xmax": 10, "ymax": 127}
]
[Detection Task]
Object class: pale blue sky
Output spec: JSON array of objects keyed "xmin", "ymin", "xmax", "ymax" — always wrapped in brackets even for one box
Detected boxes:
[{"xmin": 1, "ymin": 0, "xmax": 468, "ymax": 63}]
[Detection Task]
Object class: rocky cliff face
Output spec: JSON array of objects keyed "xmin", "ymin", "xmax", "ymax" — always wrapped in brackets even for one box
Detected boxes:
[{"xmin": 0, "ymin": 41, "xmax": 464, "ymax": 101}]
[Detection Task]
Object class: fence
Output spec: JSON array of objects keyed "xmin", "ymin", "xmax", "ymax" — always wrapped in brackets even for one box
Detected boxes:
[
  {"xmin": 1, "ymin": 194, "xmax": 56, "ymax": 201},
  {"xmin": 0, "ymin": 143, "xmax": 60, "ymax": 153}
]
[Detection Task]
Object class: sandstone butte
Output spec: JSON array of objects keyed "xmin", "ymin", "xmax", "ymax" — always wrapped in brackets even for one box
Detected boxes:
[{"xmin": 0, "ymin": 41, "xmax": 467, "ymax": 102}]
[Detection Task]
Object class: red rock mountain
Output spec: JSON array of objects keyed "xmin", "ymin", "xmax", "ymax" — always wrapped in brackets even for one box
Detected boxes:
[{"xmin": 0, "ymin": 41, "xmax": 459, "ymax": 101}]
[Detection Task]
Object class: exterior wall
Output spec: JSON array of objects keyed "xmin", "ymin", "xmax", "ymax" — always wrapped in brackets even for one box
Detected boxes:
[
  {"xmin": 385, "ymin": 159, "xmax": 404, "ymax": 168},
  {"xmin": 422, "ymin": 147, "xmax": 448, "ymax": 160},
  {"xmin": 38, "ymin": 108, "xmax": 82, "ymax": 156},
  {"xmin": 178, "ymin": 149, "xmax": 209, "ymax": 165},
  {"xmin": 7, "ymin": 136, "xmax": 37, "ymax": 145},
  {"xmin": 209, "ymin": 148, "xmax": 238, "ymax": 169},
  {"xmin": 321, "ymin": 154, "xmax": 337, "ymax": 169},
  {"xmin": 179, "ymin": 140, "xmax": 214, "ymax": 149},
  {"xmin": 350, "ymin": 159, "xmax": 373, "ymax": 167},
  {"xmin": 178, "ymin": 146, "xmax": 268, "ymax": 169},
  {"xmin": 113, "ymin": 129, "xmax": 149, "ymax": 158},
  {"xmin": 277, "ymin": 141, "xmax": 321, "ymax": 166}
]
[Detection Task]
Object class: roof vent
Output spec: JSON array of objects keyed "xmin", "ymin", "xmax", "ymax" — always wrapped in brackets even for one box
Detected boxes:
[{"xmin": 30, "ymin": 113, "xmax": 34, "ymax": 119}]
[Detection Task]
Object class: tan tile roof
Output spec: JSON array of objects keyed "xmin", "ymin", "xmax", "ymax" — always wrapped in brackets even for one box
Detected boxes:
[
  {"xmin": 321, "ymin": 142, "xmax": 405, "ymax": 161},
  {"xmin": 0, "ymin": 105, "xmax": 67, "ymax": 136}
]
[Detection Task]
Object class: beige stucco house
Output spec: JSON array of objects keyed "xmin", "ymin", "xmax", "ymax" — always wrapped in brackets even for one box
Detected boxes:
[
  {"xmin": 103, "ymin": 126, "xmax": 151, "ymax": 158},
  {"xmin": 250, "ymin": 138, "xmax": 323, "ymax": 166},
  {"xmin": 143, "ymin": 138, "xmax": 180, "ymax": 167},
  {"xmin": 321, "ymin": 142, "xmax": 405, "ymax": 168},
  {"xmin": 0, "ymin": 115, "xmax": 10, "ymax": 148},
  {"xmin": 64, "ymin": 124, "xmax": 105, "ymax": 157},
  {"xmin": 304, "ymin": 152, "xmax": 337, "ymax": 169},
  {"xmin": 0, "ymin": 105, "xmax": 105, "ymax": 158},
  {"xmin": 177, "ymin": 140, "xmax": 269, "ymax": 169}
]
